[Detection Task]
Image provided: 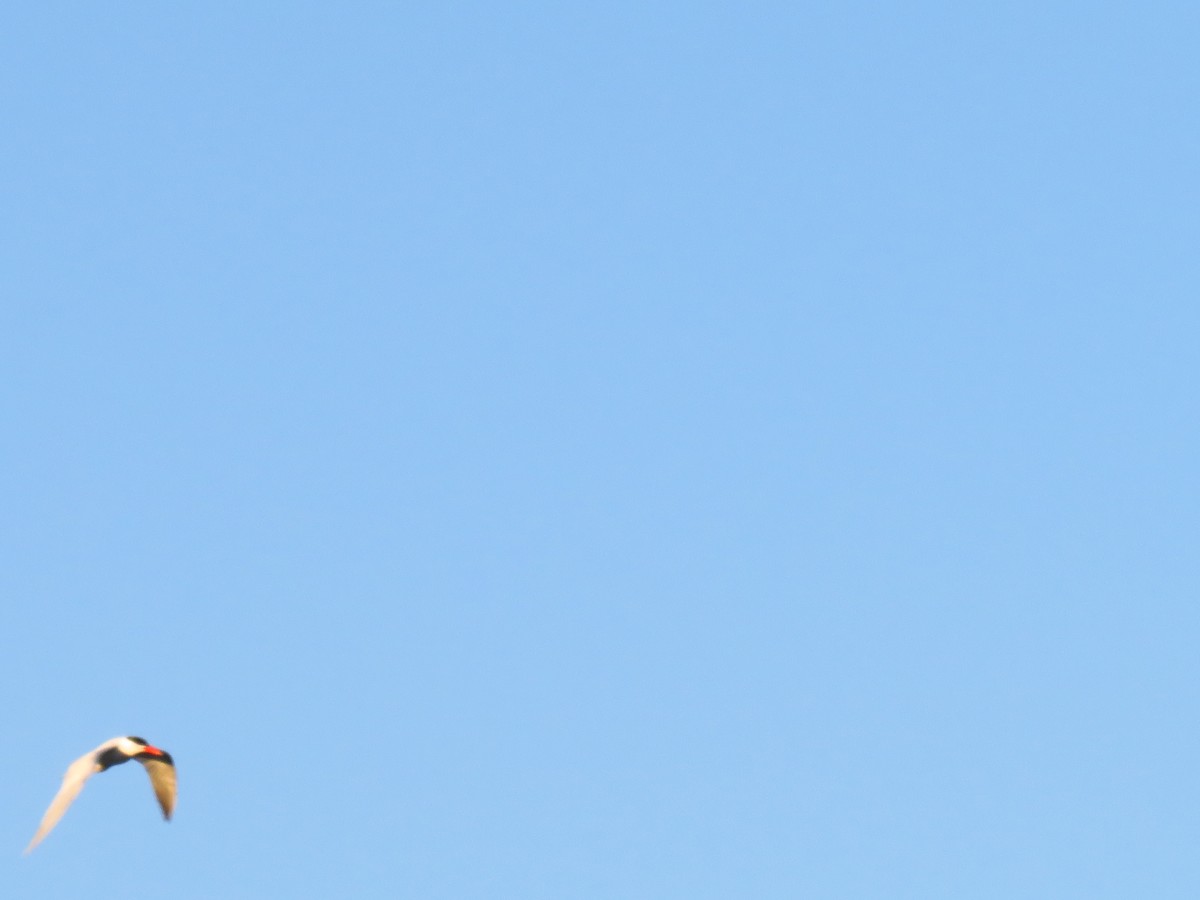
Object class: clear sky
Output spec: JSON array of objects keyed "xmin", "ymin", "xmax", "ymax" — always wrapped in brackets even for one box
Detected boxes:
[{"xmin": 3, "ymin": 2, "xmax": 1198, "ymax": 897}]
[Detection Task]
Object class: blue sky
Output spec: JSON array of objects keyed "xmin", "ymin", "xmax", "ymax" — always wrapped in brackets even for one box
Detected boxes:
[{"xmin": 3, "ymin": 2, "xmax": 1198, "ymax": 897}]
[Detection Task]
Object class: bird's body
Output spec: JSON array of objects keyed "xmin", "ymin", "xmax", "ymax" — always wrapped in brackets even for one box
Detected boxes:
[{"xmin": 24, "ymin": 736, "xmax": 176, "ymax": 854}]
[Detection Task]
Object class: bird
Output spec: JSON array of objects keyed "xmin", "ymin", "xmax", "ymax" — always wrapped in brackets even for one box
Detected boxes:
[{"xmin": 24, "ymin": 736, "xmax": 176, "ymax": 854}]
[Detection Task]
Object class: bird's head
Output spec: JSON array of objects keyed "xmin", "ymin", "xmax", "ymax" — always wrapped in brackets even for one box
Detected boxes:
[{"xmin": 120, "ymin": 736, "xmax": 167, "ymax": 758}]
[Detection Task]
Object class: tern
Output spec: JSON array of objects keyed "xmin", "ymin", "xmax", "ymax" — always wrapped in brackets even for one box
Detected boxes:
[{"xmin": 24, "ymin": 736, "xmax": 176, "ymax": 854}]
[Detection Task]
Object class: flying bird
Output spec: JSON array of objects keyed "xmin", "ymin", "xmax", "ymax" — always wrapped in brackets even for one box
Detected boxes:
[{"xmin": 24, "ymin": 736, "xmax": 176, "ymax": 854}]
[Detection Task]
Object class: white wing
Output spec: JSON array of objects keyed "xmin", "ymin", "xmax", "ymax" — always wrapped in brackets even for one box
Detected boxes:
[
  {"xmin": 24, "ymin": 738, "xmax": 120, "ymax": 854},
  {"xmin": 139, "ymin": 756, "xmax": 177, "ymax": 820}
]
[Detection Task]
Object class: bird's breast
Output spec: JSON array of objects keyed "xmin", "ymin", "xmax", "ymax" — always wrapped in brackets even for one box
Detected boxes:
[{"xmin": 94, "ymin": 747, "xmax": 132, "ymax": 771}]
